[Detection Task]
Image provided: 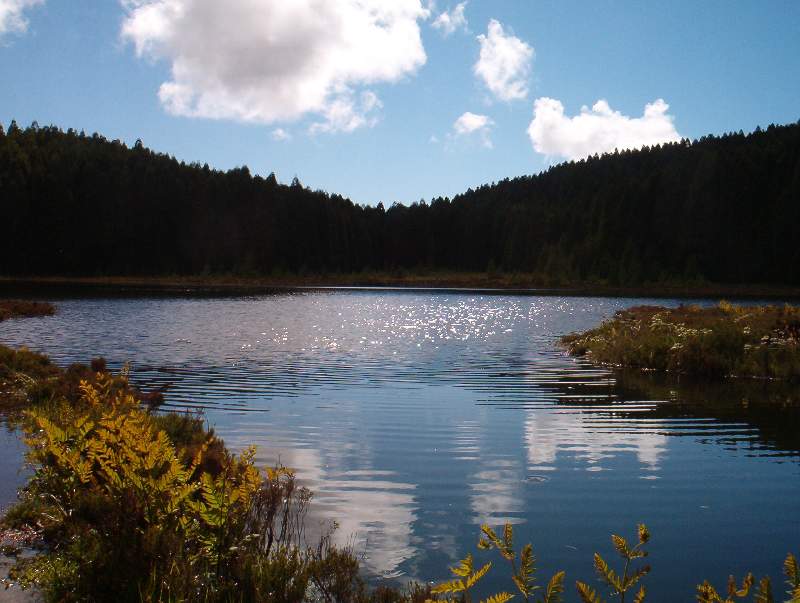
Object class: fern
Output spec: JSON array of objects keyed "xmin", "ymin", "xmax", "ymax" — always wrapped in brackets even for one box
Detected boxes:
[
  {"xmin": 584, "ymin": 524, "xmax": 650, "ymax": 603},
  {"xmin": 543, "ymin": 571, "xmax": 565, "ymax": 603},
  {"xmin": 576, "ymin": 581, "xmax": 606, "ymax": 603}
]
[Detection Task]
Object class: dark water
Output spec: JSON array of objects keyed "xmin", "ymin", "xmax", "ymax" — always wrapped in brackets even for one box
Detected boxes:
[{"xmin": 1, "ymin": 291, "xmax": 798, "ymax": 601}]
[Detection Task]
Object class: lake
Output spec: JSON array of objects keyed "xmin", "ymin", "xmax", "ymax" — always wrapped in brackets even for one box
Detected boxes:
[{"xmin": 1, "ymin": 290, "xmax": 798, "ymax": 601}]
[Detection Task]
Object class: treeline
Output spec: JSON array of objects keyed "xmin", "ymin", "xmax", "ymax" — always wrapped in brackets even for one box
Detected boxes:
[{"xmin": 1, "ymin": 119, "xmax": 799, "ymax": 284}]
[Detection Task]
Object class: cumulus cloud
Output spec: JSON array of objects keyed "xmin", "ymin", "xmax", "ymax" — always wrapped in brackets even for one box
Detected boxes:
[
  {"xmin": 121, "ymin": 0, "xmax": 430, "ymax": 132},
  {"xmin": 453, "ymin": 111, "xmax": 493, "ymax": 147},
  {"xmin": 527, "ymin": 97, "xmax": 681, "ymax": 161},
  {"xmin": 432, "ymin": 2, "xmax": 467, "ymax": 36},
  {"xmin": 474, "ymin": 19, "xmax": 533, "ymax": 102},
  {"xmin": 0, "ymin": 0, "xmax": 43, "ymax": 37}
]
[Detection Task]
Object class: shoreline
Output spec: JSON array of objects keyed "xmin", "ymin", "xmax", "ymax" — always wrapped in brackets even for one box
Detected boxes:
[
  {"xmin": 2, "ymin": 275, "xmax": 800, "ymax": 299},
  {"xmin": 562, "ymin": 302, "xmax": 800, "ymax": 381}
]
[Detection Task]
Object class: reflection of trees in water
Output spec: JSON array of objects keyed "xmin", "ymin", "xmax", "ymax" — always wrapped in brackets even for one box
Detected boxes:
[{"xmin": 550, "ymin": 368, "xmax": 800, "ymax": 457}]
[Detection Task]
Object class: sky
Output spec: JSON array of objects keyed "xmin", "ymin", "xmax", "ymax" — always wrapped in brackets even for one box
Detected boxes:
[{"xmin": 1, "ymin": 0, "xmax": 799, "ymax": 206}]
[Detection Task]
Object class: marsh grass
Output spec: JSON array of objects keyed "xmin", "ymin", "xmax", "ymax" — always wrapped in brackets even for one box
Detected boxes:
[{"xmin": 562, "ymin": 303, "xmax": 800, "ymax": 380}]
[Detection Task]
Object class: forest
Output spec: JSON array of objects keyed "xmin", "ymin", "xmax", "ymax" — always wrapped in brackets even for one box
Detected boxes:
[{"xmin": 1, "ymin": 119, "xmax": 799, "ymax": 285}]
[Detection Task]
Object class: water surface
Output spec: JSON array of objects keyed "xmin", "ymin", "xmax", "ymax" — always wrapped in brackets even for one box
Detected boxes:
[{"xmin": 1, "ymin": 291, "xmax": 798, "ymax": 601}]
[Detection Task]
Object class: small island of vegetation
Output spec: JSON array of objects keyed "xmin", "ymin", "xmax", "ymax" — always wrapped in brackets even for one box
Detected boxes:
[
  {"xmin": 562, "ymin": 302, "xmax": 800, "ymax": 380},
  {"xmin": 0, "ymin": 301, "xmax": 54, "ymax": 323}
]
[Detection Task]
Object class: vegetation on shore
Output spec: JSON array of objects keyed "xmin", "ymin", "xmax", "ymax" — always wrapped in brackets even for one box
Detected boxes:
[
  {"xmin": 0, "ymin": 344, "xmax": 798, "ymax": 601},
  {"xmin": 4, "ymin": 275, "xmax": 800, "ymax": 299},
  {"xmin": 562, "ymin": 302, "xmax": 800, "ymax": 380},
  {"xmin": 2, "ymin": 119, "xmax": 800, "ymax": 286},
  {"xmin": 0, "ymin": 301, "xmax": 54, "ymax": 323}
]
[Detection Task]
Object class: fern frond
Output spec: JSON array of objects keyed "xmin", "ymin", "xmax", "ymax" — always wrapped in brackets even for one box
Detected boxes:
[
  {"xmin": 431, "ymin": 579, "xmax": 466, "ymax": 594},
  {"xmin": 611, "ymin": 535, "xmax": 630, "ymax": 559},
  {"xmin": 575, "ymin": 581, "xmax": 605, "ymax": 603},
  {"xmin": 696, "ymin": 582, "xmax": 723, "ymax": 603},
  {"xmin": 467, "ymin": 562, "xmax": 492, "ymax": 589},
  {"xmin": 504, "ymin": 523, "xmax": 514, "ymax": 552},
  {"xmin": 786, "ymin": 554, "xmax": 800, "ymax": 588},
  {"xmin": 510, "ymin": 542, "xmax": 537, "ymax": 596},
  {"xmin": 731, "ymin": 573, "xmax": 754, "ymax": 598},
  {"xmin": 754, "ymin": 576, "xmax": 773, "ymax": 603},
  {"xmin": 541, "ymin": 571, "xmax": 565, "ymax": 603},
  {"xmin": 622, "ymin": 564, "xmax": 651, "ymax": 590},
  {"xmin": 451, "ymin": 554, "xmax": 474, "ymax": 577},
  {"xmin": 593, "ymin": 553, "xmax": 622, "ymax": 592},
  {"xmin": 482, "ymin": 525, "xmax": 501, "ymax": 546},
  {"xmin": 637, "ymin": 524, "xmax": 650, "ymax": 545}
]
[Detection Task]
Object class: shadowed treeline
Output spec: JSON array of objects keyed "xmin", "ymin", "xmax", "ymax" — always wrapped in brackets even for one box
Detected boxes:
[{"xmin": 1, "ymin": 119, "xmax": 799, "ymax": 284}]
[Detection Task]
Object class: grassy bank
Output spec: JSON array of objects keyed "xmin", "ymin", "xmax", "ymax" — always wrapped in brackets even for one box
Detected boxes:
[
  {"xmin": 0, "ymin": 301, "xmax": 55, "ymax": 323},
  {"xmin": 3, "ymin": 275, "xmax": 800, "ymax": 299},
  {"xmin": 562, "ymin": 302, "xmax": 800, "ymax": 379},
  {"xmin": 1, "ymin": 347, "xmax": 798, "ymax": 601}
]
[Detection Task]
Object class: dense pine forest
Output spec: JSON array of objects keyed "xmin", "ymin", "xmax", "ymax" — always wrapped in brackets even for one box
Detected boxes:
[{"xmin": 1, "ymin": 119, "xmax": 799, "ymax": 285}]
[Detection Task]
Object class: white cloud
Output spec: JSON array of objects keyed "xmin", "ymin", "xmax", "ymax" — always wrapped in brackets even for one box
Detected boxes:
[
  {"xmin": 453, "ymin": 111, "xmax": 493, "ymax": 147},
  {"xmin": 453, "ymin": 111, "xmax": 491, "ymax": 134},
  {"xmin": 309, "ymin": 90, "xmax": 382, "ymax": 135},
  {"xmin": 121, "ymin": 0, "xmax": 430, "ymax": 132},
  {"xmin": 527, "ymin": 97, "xmax": 682, "ymax": 161},
  {"xmin": 271, "ymin": 128, "xmax": 291, "ymax": 142},
  {"xmin": 432, "ymin": 1, "xmax": 467, "ymax": 36},
  {"xmin": 0, "ymin": 0, "xmax": 43, "ymax": 37},
  {"xmin": 474, "ymin": 19, "xmax": 533, "ymax": 102}
]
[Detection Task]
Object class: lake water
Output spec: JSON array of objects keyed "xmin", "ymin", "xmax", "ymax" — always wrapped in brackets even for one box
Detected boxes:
[{"xmin": 1, "ymin": 290, "xmax": 798, "ymax": 601}]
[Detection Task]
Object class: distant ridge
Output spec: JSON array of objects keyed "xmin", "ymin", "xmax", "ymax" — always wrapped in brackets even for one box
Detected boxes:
[{"xmin": 1, "ymin": 119, "xmax": 798, "ymax": 286}]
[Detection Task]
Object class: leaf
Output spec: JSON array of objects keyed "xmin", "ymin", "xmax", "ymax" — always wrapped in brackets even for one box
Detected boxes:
[
  {"xmin": 754, "ymin": 576, "xmax": 773, "ymax": 603},
  {"xmin": 431, "ymin": 579, "xmax": 466, "ymax": 594},
  {"xmin": 467, "ymin": 562, "xmax": 492, "ymax": 589},
  {"xmin": 576, "ymin": 581, "xmax": 605, "ymax": 603},
  {"xmin": 733, "ymin": 574, "xmax": 754, "ymax": 598},
  {"xmin": 786, "ymin": 554, "xmax": 800, "ymax": 588},
  {"xmin": 482, "ymin": 593, "xmax": 514, "ymax": 603},
  {"xmin": 504, "ymin": 523, "xmax": 514, "ymax": 552},
  {"xmin": 622, "ymin": 564, "xmax": 651, "ymax": 590},
  {"xmin": 513, "ymin": 542, "xmax": 537, "ymax": 596},
  {"xmin": 542, "ymin": 571, "xmax": 565, "ymax": 603},
  {"xmin": 633, "ymin": 585, "xmax": 646, "ymax": 603},
  {"xmin": 451, "ymin": 554, "xmax": 474, "ymax": 578},
  {"xmin": 637, "ymin": 524, "xmax": 650, "ymax": 545},
  {"xmin": 513, "ymin": 575, "xmax": 529, "ymax": 597},
  {"xmin": 611, "ymin": 535, "xmax": 630, "ymax": 559},
  {"xmin": 593, "ymin": 553, "xmax": 622, "ymax": 592},
  {"xmin": 696, "ymin": 582, "xmax": 723, "ymax": 603},
  {"xmin": 482, "ymin": 525, "xmax": 504, "ymax": 550}
]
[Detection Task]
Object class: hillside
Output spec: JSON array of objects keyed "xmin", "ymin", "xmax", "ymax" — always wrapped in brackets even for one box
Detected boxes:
[{"xmin": 1, "ymin": 120, "xmax": 798, "ymax": 285}]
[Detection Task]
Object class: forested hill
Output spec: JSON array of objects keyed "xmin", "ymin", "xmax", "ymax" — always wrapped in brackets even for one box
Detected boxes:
[{"xmin": 1, "ymin": 119, "xmax": 799, "ymax": 285}]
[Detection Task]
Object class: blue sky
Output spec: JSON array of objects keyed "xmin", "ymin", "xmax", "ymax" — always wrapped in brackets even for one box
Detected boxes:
[{"xmin": 1, "ymin": 0, "xmax": 799, "ymax": 206}]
